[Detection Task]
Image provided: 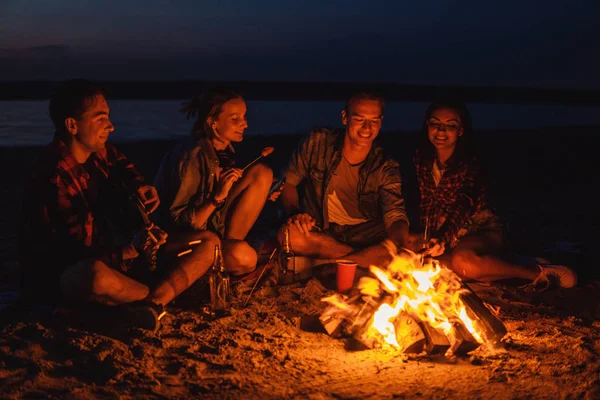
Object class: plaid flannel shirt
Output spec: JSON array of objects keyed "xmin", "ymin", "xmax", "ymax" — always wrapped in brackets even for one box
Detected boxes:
[
  {"xmin": 19, "ymin": 138, "xmax": 145, "ymax": 299},
  {"xmin": 414, "ymin": 148, "xmax": 488, "ymax": 246}
]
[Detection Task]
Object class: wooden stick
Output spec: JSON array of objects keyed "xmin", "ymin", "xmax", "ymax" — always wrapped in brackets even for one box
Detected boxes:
[
  {"xmin": 188, "ymin": 239, "xmax": 202, "ymax": 245},
  {"xmin": 242, "ymin": 147, "xmax": 274, "ymax": 171},
  {"xmin": 244, "ymin": 249, "xmax": 277, "ymax": 306}
]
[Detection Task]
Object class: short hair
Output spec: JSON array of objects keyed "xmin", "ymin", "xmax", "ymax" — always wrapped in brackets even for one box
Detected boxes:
[
  {"xmin": 180, "ymin": 86, "xmax": 243, "ymax": 140},
  {"xmin": 49, "ymin": 79, "xmax": 107, "ymax": 137},
  {"xmin": 344, "ymin": 92, "xmax": 385, "ymax": 116}
]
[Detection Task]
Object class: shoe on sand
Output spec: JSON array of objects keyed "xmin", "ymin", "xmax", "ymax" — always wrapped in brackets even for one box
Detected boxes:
[
  {"xmin": 521, "ymin": 263, "xmax": 577, "ymax": 291},
  {"xmin": 121, "ymin": 300, "xmax": 166, "ymax": 331},
  {"xmin": 539, "ymin": 264, "xmax": 577, "ymax": 288}
]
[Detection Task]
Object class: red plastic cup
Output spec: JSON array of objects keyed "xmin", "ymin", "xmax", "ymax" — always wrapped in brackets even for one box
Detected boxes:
[{"xmin": 336, "ymin": 259, "xmax": 357, "ymax": 293}]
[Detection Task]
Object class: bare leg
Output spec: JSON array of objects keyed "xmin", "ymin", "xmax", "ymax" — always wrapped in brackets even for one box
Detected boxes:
[
  {"xmin": 278, "ymin": 223, "xmax": 395, "ymax": 268},
  {"xmin": 60, "ymin": 259, "xmax": 150, "ymax": 306},
  {"xmin": 149, "ymin": 230, "xmax": 220, "ymax": 306},
  {"xmin": 222, "ymin": 239, "xmax": 258, "ymax": 276},
  {"xmin": 280, "ymin": 223, "xmax": 353, "ymax": 259},
  {"xmin": 223, "ymin": 162, "xmax": 273, "ymax": 240},
  {"xmin": 449, "ymin": 232, "xmax": 538, "ymax": 282}
]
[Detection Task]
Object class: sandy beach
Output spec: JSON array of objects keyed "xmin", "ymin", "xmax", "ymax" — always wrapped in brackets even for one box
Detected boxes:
[{"xmin": 0, "ymin": 128, "xmax": 598, "ymax": 399}]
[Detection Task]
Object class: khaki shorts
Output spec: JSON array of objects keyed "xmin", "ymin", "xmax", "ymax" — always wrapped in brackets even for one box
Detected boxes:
[{"xmin": 324, "ymin": 219, "xmax": 389, "ymax": 248}]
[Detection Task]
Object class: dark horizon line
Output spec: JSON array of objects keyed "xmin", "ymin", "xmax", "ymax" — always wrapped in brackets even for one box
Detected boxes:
[{"xmin": 1, "ymin": 80, "xmax": 599, "ymax": 104}]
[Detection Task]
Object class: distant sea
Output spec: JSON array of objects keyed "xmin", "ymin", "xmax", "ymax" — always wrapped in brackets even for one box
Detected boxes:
[{"xmin": 1, "ymin": 99, "xmax": 600, "ymax": 147}]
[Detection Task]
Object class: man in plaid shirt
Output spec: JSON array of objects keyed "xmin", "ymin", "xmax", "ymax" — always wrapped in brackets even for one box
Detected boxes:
[{"xmin": 19, "ymin": 80, "xmax": 219, "ymax": 330}]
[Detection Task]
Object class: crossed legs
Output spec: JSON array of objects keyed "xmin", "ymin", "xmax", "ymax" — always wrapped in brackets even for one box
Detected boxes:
[
  {"xmin": 277, "ymin": 223, "xmax": 395, "ymax": 268},
  {"xmin": 60, "ymin": 230, "xmax": 220, "ymax": 306}
]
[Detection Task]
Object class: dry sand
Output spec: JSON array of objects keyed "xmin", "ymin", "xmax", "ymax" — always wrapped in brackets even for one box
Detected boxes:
[
  {"xmin": 0, "ymin": 130, "xmax": 598, "ymax": 399},
  {"xmin": 1, "ymin": 275, "xmax": 600, "ymax": 399}
]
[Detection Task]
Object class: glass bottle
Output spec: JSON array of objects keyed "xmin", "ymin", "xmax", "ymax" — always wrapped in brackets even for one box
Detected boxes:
[
  {"xmin": 209, "ymin": 244, "xmax": 230, "ymax": 316},
  {"xmin": 278, "ymin": 227, "xmax": 295, "ymax": 285}
]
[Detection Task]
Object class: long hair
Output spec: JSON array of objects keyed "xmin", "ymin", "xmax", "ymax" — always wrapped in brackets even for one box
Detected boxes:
[
  {"xmin": 418, "ymin": 96, "xmax": 474, "ymax": 165},
  {"xmin": 180, "ymin": 86, "xmax": 243, "ymax": 140}
]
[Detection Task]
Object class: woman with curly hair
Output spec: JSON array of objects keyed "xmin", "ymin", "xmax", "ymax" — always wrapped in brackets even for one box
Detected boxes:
[{"xmin": 413, "ymin": 97, "xmax": 576, "ymax": 290}]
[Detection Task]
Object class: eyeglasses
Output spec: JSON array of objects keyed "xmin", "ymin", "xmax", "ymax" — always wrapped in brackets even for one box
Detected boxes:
[{"xmin": 427, "ymin": 120, "xmax": 461, "ymax": 133}]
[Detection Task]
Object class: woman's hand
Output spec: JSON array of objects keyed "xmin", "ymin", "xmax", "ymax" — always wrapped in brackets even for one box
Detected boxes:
[
  {"xmin": 214, "ymin": 168, "xmax": 243, "ymax": 201},
  {"xmin": 424, "ymin": 238, "xmax": 446, "ymax": 257}
]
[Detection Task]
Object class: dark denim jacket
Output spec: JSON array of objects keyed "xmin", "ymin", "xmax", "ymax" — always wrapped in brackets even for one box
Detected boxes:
[
  {"xmin": 284, "ymin": 128, "xmax": 408, "ymax": 229},
  {"xmin": 153, "ymin": 135, "xmax": 225, "ymax": 232}
]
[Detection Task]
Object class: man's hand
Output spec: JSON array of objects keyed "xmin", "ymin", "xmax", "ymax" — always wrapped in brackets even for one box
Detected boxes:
[
  {"xmin": 423, "ymin": 238, "xmax": 446, "ymax": 258},
  {"xmin": 132, "ymin": 225, "xmax": 168, "ymax": 254},
  {"xmin": 287, "ymin": 213, "xmax": 316, "ymax": 236},
  {"xmin": 214, "ymin": 168, "xmax": 243, "ymax": 201},
  {"xmin": 137, "ymin": 185, "xmax": 160, "ymax": 214}
]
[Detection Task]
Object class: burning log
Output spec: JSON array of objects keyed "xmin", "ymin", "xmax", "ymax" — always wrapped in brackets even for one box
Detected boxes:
[
  {"xmin": 419, "ymin": 321, "xmax": 451, "ymax": 355},
  {"xmin": 448, "ymin": 320, "xmax": 480, "ymax": 356},
  {"xmin": 319, "ymin": 313, "xmax": 346, "ymax": 337},
  {"xmin": 319, "ymin": 253, "xmax": 508, "ymax": 359},
  {"xmin": 458, "ymin": 285, "xmax": 507, "ymax": 345},
  {"xmin": 394, "ymin": 312, "xmax": 426, "ymax": 353}
]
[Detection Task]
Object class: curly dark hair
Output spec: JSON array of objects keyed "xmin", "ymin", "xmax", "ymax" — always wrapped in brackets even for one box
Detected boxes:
[{"xmin": 418, "ymin": 95, "xmax": 474, "ymax": 165}]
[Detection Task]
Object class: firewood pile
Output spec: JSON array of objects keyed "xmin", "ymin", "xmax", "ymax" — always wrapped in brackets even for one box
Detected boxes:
[{"xmin": 319, "ymin": 254, "xmax": 507, "ymax": 357}]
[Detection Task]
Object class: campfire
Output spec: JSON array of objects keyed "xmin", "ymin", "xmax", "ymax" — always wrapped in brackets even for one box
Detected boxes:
[{"xmin": 320, "ymin": 252, "xmax": 507, "ymax": 357}]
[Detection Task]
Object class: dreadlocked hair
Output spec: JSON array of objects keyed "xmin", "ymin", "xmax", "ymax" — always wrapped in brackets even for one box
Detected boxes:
[{"xmin": 180, "ymin": 86, "xmax": 243, "ymax": 140}]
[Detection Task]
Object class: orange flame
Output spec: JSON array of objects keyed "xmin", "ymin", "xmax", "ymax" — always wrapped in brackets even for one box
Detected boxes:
[{"xmin": 324, "ymin": 253, "xmax": 488, "ymax": 351}]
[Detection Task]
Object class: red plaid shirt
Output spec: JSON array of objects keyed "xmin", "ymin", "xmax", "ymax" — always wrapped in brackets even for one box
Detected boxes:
[
  {"xmin": 19, "ymin": 138, "xmax": 144, "ymax": 300},
  {"xmin": 414, "ymin": 148, "xmax": 488, "ymax": 245}
]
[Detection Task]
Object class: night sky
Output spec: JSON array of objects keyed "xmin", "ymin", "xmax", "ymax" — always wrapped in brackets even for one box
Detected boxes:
[{"xmin": 1, "ymin": 0, "xmax": 599, "ymax": 89}]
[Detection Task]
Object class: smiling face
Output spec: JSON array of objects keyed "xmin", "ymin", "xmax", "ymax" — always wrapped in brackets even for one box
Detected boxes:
[
  {"xmin": 210, "ymin": 97, "xmax": 248, "ymax": 145},
  {"xmin": 426, "ymin": 107, "xmax": 463, "ymax": 155},
  {"xmin": 66, "ymin": 94, "xmax": 114, "ymax": 161},
  {"xmin": 341, "ymin": 99, "xmax": 384, "ymax": 150}
]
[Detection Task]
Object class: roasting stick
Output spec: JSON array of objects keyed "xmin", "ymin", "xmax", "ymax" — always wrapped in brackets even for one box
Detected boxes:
[
  {"xmin": 242, "ymin": 147, "xmax": 274, "ymax": 171},
  {"xmin": 244, "ymin": 248, "xmax": 277, "ymax": 306}
]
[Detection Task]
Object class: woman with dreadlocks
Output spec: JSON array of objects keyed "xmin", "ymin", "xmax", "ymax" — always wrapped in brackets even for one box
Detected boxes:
[
  {"xmin": 412, "ymin": 96, "xmax": 577, "ymax": 290},
  {"xmin": 153, "ymin": 87, "xmax": 275, "ymax": 277}
]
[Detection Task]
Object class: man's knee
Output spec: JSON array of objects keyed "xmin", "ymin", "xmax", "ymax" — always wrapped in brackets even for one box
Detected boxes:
[
  {"xmin": 196, "ymin": 230, "xmax": 220, "ymax": 249},
  {"xmin": 224, "ymin": 240, "xmax": 257, "ymax": 275},
  {"xmin": 60, "ymin": 259, "xmax": 121, "ymax": 299},
  {"xmin": 277, "ymin": 223, "xmax": 309, "ymax": 253}
]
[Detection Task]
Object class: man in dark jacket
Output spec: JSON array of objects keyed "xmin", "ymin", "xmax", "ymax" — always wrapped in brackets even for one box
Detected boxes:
[{"xmin": 279, "ymin": 92, "xmax": 409, "ymax": 268}]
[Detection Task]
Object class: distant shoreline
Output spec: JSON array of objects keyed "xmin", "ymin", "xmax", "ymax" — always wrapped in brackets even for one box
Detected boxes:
[{"xmin": 1, "ymin": 80, "xmax": 600, "ymax": 104}]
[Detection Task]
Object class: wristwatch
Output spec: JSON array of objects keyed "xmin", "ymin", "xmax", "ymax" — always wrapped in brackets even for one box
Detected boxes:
[{"xmin": 210, "ymin": 196, "xmax": 226, "ymax": 208}]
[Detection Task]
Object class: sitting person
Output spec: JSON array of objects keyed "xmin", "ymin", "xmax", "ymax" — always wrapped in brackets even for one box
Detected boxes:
[
  {"xmin": 409, "ymin": 96, "xmax": 576, "ymax": 289},
  {"xmin": 153, "ymin": 87, "xmax": 275, "ymax": 277},
  {"xmin": 19, "ymin": 79, "xmax": 219, "ymax": 330},
  {"xmin": 278, "ymin": 91, "xmax": 410, "ymax": 268}
]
